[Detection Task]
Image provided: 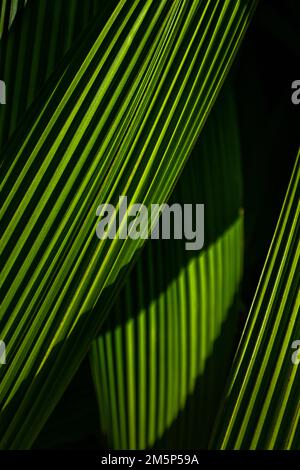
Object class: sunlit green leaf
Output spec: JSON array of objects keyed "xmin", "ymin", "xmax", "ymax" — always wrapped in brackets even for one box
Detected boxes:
[
  {"xmin": 211, "ymin": 150, "xmax": 300, "ymax": 449},
  {"xmin": 0, "ymin": 0, "xmax": 257, "ymax": 449},
  {"xmin": 91, "ymin": 87, "xmax": 244, "ymax": 449}
]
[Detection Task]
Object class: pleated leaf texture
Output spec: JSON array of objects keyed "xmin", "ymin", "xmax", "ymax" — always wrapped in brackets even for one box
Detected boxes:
[
  {"xmin": 0, "ymin": 0, "xmax": 111, "ymax": 150},
  {"xmin": 0, "ymin": 0, "xmax": 257, "ymax": 449},
  {"xmin": 212, "ymin": 150, "xmax": 300, "ymax": 449},
  {"xmin": 0, "ymin": 0, "xmax": 28, "ymax": 38},
  {"xmin": 90, "ymin": 88, "xmax": 244, "ymax": 449}
]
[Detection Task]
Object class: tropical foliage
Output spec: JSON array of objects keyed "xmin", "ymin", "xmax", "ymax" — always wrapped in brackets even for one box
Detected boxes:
[
  {"xmin": 91, "ymin": 88, "xmax": 243, "ymax": 449},
  {"xmin": 0, "ymin": 0, "xmax": 298, "ymax": 451},
  {"xmin": 211, "ymin": 151, "xmax": 300, "ymax": 449}
]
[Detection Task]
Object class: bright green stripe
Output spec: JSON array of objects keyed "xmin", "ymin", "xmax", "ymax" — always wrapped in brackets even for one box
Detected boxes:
[
  {"xmin": 213, "ymin": 150, "xmax": 299, "ymax": 449},
  {"xmin": 91, "ymin": 86, "xmax": 244, "ymax": 448},
  {"xmin": 137, "ymin": 261, "xmax": 147, "ymax": 449},
  {"xmin": 147, "ymin": 243, "xmax": 157, "ymax": 446},
  {"xmin": 115, "ymin": 298, "xmax": 128, "ymax": 449},
  {"xmin": 156, "ymin": 240, "xmax": 167, "ymax": 440},
  {"xmin": 0, "ymin": 0, "xmax": 256, "ymax": 449},
  {"xmin": 105, "ymin": 330, "xmax": 120, "ymax": 447},
  {"xmin": 0, "ymin": 0, "xmax": 166, "ymax": 348},
  {"xmin": 125, "ymin": 282, "xmax": 136, "ymax": 449}
]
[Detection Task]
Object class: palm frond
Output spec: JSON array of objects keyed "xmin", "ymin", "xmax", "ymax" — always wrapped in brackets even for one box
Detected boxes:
[
  {"xmin": 0, "ymin": 0, "xmax": 28, "ymax": 38},
  {"xmin": 0, "ymin": 0, "xmax": 257, "ymax": 449},
  {"xmin": 90, "ymin": 87, "xmax": 244, "ymax": 449},
  {"xmin": 0, "ymin": 0, "xmax": 111, "ymax": 149},
  {"xmin": 211, "ymin": 150, "xmax": 300, "ymax": 449}
]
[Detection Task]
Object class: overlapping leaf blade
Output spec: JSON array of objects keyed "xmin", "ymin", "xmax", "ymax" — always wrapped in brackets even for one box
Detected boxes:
[
  {"xmin": 0, "ymin": 0, "xmax": 257, "ymax": 449},
  {"xmin": 90, "ymin": 88, "xmax": 244, "ymax": 449},
  {"xmin": 212, "ymin": 150, "xmax": 300, "ymax": 449},
  {"xmin": 0, "ymin": 0, "xmax": 28, "ymax": 38},
  {"xmin": 0, "ymin": 0, "xmax": 111, "ymax": 150}
]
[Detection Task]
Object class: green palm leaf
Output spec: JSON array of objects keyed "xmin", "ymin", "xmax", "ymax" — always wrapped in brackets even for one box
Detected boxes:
[
  {"xmin": 0, "ymin": 0, "xmax": 28, "ymax": 38},
  {"xmin": 0, "ymin": 0, "xmax": 110, "ymax": 150},
  {"xmin": 90, "ymin": 87, "xmax": 244, "ymax": 449},
  {"xmin": 0, "ymin": 0, "xmax": 257, "ymax": 449},
  {"xmin": 211, "ymin": 150, "xmax": 300, "ymax": 449}
]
